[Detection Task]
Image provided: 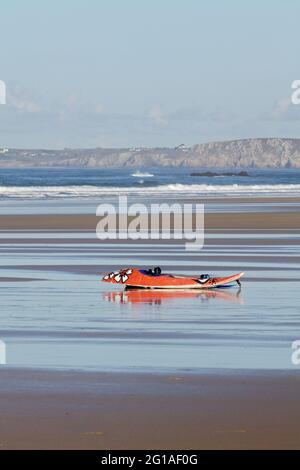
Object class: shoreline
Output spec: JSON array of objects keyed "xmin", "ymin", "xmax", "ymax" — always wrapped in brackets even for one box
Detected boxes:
[{"xmin": 1, "ymin": 194, "xmax": 299, "ymax": 449}]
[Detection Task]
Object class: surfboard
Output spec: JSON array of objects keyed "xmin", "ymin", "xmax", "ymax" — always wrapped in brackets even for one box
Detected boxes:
[{"xmin": 102, "ymin": 268, "xmax": 244, "ymax": 289}]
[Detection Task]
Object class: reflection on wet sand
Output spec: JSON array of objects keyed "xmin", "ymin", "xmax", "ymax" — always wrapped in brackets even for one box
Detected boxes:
[
  {"xmin": 103, "ymin": 287, "xmax": 243, "ymax": 306},
  {"xmin": 1, "ymin": 199, "xmax": 300, "ymax": 373}
]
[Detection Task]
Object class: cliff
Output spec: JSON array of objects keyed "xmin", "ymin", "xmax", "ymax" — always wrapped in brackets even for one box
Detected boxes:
[{"xmin": 1, "ymin": 138, "xmax": 300, "ymax": 168}]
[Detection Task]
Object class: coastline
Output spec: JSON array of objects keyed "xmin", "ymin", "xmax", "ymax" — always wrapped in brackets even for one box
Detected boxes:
[
  {"xmin": 4, "ymin": 0, "xmax": 300, "ymax": 453},
  {"xmin": 1, "ymin": 194, "xmax": 300, "ymax": 449}
]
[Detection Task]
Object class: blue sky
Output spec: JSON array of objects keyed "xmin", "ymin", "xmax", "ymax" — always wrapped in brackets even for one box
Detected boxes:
[{"xmin": 0, "ymin": 0, "xmax": 299, "ymax": 148}]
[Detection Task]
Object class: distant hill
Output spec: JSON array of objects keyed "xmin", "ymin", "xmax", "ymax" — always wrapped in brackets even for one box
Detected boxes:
[
  {"xmin": 1, "ymin": 138, "xmax": 300, "ymax": 168},
  {"xmin": 189, "ymin": 138, "xmax": 300, "ymax": 168}
]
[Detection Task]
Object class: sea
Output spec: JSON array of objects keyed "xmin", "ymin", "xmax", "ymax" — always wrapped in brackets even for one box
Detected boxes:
[
  {"xmin": 0, "ymin": 166, "xmax": 300, "ymax": 372},
  {"xmin": 0, "ymin": 167, "xmax": 299, "ymax": 199}
]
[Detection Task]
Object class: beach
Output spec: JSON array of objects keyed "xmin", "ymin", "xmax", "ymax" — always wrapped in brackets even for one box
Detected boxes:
[
  {"xmin": 0, "ymin": 207, "xmax": 300, "ymax": 231},
  {"xmin": 1, "ymin": 369, "xmax": 300, "ymax": 450},
  {"xmin": 0, "ymin": 192, "xmax": 300, "ymax": 449},
  {"xmin": 3, "ymin": 0, "xmax": 300, "ymax": 454}
]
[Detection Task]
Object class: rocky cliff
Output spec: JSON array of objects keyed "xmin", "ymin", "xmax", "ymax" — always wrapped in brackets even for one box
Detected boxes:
[
  {"xmin": 1, "ymin": 138, "xmax": 300, "ymax": 168},
  {"xmin": 188, "ymin": 138, "xmax": 300, "ymax": 168}
]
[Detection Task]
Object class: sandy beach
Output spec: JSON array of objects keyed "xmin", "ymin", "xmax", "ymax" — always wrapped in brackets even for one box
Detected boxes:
[
  {"xmin": 0, "ymin": 209, "xmax": 300, "ymax": 231},
  {"xmin": 0, "ymin": 195, "xmax": 300, "ymax": 449},
  {"xmin": 1, "ymin": 369, "xmax": 300, "ymax": 450},
  {"xmin": 3, "ymin": 0, "xmax": 300, "ymax": 454}
]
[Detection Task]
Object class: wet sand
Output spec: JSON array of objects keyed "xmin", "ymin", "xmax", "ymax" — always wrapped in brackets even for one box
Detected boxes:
[
  {"xmin": 0, "ymin": 369, "xmax": 300, "ymax": 450},
  {"xmin": 1, "ymin": 196, "xmax": 300, "ymax": 449},
  {"xmin": 1, "ymin": 210, "xmax": 300, "ymax": 230}
]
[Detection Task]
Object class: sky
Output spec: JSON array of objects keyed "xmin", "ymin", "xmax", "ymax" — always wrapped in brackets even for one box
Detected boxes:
[{"xmin": 0, "ymin": 0, "xmax": 300, "ymax": 148}]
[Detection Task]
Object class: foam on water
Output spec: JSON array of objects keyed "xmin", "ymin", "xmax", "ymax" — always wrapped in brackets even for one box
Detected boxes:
[
  {"xmin": 131, "ymin": 171, "xmax": 154, "ymax": 177},
  {"xmin": 1, "ymin": 183, "xmax": 300, "ymax": 199}
]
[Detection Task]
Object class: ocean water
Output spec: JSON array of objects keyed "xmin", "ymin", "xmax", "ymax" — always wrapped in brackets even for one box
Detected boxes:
[
  {"xmin": 0, "ymin": 167, "xmax": 300, "ymax": 373},
  {"xmin": 0, "ymin": 167, "xmax": 300, "ymax": 198}
]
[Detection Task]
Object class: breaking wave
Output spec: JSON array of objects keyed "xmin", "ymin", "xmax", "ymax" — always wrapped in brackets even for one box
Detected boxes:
[
  {"xmin": 131, "ymin": 171, "xmax": 154, "ymax": 177},
  {"xmin": 0, "ymin": 183, "xmax": 300, "ymax": 199}
]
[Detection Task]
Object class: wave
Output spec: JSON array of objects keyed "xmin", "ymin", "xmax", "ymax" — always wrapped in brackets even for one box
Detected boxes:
[
  {"xmin": 131, "ymin": 171, "xmax": 154, "ymax": 177},
  {"xmin": 159, "ymin": 183, "xmax": 300, "ymax": 194},
  {"xmin": 0, "ymin": 183, "xmax": 300, "ymax": 199}
]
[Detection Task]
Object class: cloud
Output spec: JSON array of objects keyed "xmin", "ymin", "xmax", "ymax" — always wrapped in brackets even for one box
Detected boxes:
[
  {"xmin": 148, "ymin": 105, "xmax": 167, "ymax": 125},
  {"xmin": 8, "ymin": 85, "xmax": 40, "ymax": 113},
  {"xmin": 168, "ymin": 105, "xmax": 236, "ymax": 122},
  {"xmin": 263, "ymin": 97, "xmax": 300, "ymax": 122},
  {"xmin": 13, "ymin": 100, "xmax": 40, "ymax": 113},
  {"xmin": 60, "ymin": 93, "xmax": 105, "ymax": 116},
  {"xmin": 2, "ymin": 81, "xmax": 300, "ymax": 148},
  {"xmin": 95, "ymin": 104, "xmax": 104, "ymax": 114},
  {"xmin": 269, "ymin": 98, "xmax": 292, "ymax": 119}
]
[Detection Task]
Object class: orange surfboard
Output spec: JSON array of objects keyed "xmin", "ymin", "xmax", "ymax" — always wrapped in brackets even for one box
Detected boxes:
[{"xmin": 102, "ymin": 268, "xmax": 244, "ymax": 289}]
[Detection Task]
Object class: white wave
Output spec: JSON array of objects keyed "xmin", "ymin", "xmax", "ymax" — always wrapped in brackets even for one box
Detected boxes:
[
  {"xmin": 0, "ymin": 183, "xmax": 300, "ymax": 199},
  {"xmin": 158, "ymin": 183, "xmax": 300, "ymax": 193},
  {"xmin": 131, "ymin": 171, "xmax": 154, "ymax": 177}
]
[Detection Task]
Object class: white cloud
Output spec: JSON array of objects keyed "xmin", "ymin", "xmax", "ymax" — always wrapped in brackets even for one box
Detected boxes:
[
  {"xmin": 95, "ymin": 104, "xmax": 104, "ymax": 114},
  {"xmin": 7, "ymin": 85, "xmax": 40, "ymax": 113},
  {"xmin": 148, "ymin": 105, "xmax": 167, "ymax": 125},
  {"xmin": 261, "ymin": 96, "xmax": 300, "ymax": 122},
  {"xmin": 269, "ymin": 98, "xmax": 292, "ymax": 120},
  {"xmin": 13, "ymin": 100, "xmax": 40, "ymax": 113}
]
